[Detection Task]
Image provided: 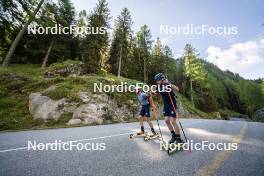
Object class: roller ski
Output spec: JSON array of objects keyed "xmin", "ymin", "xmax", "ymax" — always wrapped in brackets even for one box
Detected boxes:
[
  {"xmin": 144, "ymin": 132, "xmax": 161, "ymax": 141},
  {"xmin": 167, "ymin": 136, "xmax": 185, "ymax": 155},
  {"xmin": 129, "ymin": 131, "xmax": 148, "ymax": 139}
]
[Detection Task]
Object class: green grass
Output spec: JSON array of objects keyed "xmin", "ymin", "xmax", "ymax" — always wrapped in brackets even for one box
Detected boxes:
[
  {"xmin": 0, "ymin": 63, "xmax": 226, "ymax": 131},
  {"xmin": 177, "ymin": 94, "xmax": 214, "ymax": 119},
  {"xmin": 0, "ymin": 95, "xmax": 33, "ymax": 130},
  {"xmin": 47, "ymin": 60, "xmax": 82, "ymax": 72},
  {"xmin": 0, "ymin": 64, "xmax": 141, "ymax": 131},
  {"xmin": 219, "ymin": 109, "xmax": 244, "ymax": 120},
  {"xmin": 0, "ymin": 64, "xmax": 43, "ymax": 80}
]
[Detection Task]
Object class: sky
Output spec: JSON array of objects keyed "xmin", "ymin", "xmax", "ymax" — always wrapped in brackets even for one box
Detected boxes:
[{"xmin": 69, "ymin": 0, "xmax": 264, "ymax": 79}]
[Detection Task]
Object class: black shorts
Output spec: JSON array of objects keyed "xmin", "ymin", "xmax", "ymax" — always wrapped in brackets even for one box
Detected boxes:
[
  {"xmin": 163, "ymin": 104, "xmax": 177, "ymax": 118},
  {"xmin": 139, "ymin": 105, "xmax": 150, "ymax": 117}
]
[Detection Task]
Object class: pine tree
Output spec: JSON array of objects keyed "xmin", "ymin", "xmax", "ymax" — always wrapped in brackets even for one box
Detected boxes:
[
  {"xmin": 108, "ymin": 7, "xmax": 133, "ymax": 77},
  {"xmin": 153, "ymin": 37, "xmax": 162, "ymax": 57},
  {"xmin": 39, "ymin": 3, "xmax": 57, "ymax": 69},
  {"xmin": 2, "ymin": 0, "xmax": 45, "ymax": 66},
  {"xmin": 184, "ymin": 44, "xmax": 206, "ymax": 105},
  {"xmin": 136, "ymin": 25, "xmax": 152, "ymax": 82},
  {"xmin": 163, "ymin": 45, "xmax": 173, "ymax": 77},
  {"xmin": 83, "ymin": 0, "xmax": 111, "ymax": 73}
]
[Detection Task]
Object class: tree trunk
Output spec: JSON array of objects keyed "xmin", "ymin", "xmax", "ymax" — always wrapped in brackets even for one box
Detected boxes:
[
  {"xmin": 2, "ymin": 0, "xmax": 45, "ymax": 67},
  {"xmin": 190, "ymin": 78, "xmax": 194, "ymax": 106},
  {"xmin": 143, "ymin": 58, "xmax": 147, "ymax": 83},
  {"xmin": 117, "ymin": 47, "xmax": 122, "ymax": 77},
  {"xmin": 41, "ymin": 39, "xmax": 54, "ymax": 69},
  {"xmin": 138, "ymin": 45, "xmax": 142, "ymax": 81}
]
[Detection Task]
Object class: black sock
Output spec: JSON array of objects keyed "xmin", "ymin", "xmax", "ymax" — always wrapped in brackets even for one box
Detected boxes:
[
  {"xmin": 175, "ymin": 134, "xmax": 181, "ymax": 138},
  {"xmin": 141, "ymin": 126, "xmax": 144, "ymax": 132},
  {"xmin": 151, "ymin": 128, "xmax": 155, "ymax": 133},
  {"xmin": 171, "ymin": 131, "xmax": 176, "ymax": 137},
  {"xmin": 170, "ymin": 131, "xmax": 181, "ymax": 138}
]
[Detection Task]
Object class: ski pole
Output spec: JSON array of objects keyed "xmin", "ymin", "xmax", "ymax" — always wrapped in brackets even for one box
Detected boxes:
[
  {"xmin": 156, "ymin": 119, "xmax": 165, "ymax": 143},
  {"xmin": 167, "ymin": 91, "xmax": 191, "ymax": 152},
  {"xmin": 153, "ymin": 107, "xmax": 164, "ymax": 143},
  {"xmin": 150, "ymin": 92, "xmax": 165, "ymax": 144}
]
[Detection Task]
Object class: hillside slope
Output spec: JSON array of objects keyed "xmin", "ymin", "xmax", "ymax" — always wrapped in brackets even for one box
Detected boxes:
[
  {"xmin": 172, "ymin": 58, "xmax": 263, "ymax": 118},
  {"xmin": 0, "ymin": 63, "xmax": 213, "ymax": 131}
]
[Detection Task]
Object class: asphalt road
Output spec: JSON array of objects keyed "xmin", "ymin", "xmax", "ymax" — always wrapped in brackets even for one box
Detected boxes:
[{"xmin": 0, "ymin": 119, "xmax": 264, "ymax": 176}]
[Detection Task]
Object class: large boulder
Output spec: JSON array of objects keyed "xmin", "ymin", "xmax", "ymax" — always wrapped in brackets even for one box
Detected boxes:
[
  {"xmin": 73, "ymin": 91, "xmax": 137, "ymax": 124},
  {"xmin": 29, "ymin": 93, "xmax": 68, "ymax": 121},
  {"xmin": 67, "ymin": 119, "xmax": 82, "ymax": 126},
  {"xmin": 83, "ymin": 117, "xmax": 103, "ymax": 125},
  {"xmin": 72, "ymin": 103, "xmax": 104, "ymax": 125},
  {"xmin": 73, "ymin": 104, "xmax": 101, "ymax": 119},
  {"xmin": 44, "ymin": 60, "xmax": 85, "ymax": 77},
  {"xmin": 252, "ymin": 108, "xmax": 264, "ymax": 122},
  {"xmin": 29, "ymin": 90, "xmax": 138, "ymax": 126}
]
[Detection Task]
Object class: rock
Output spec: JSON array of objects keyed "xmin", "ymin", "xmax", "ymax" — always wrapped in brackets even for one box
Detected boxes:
[
  {"xmin": 77, "ymin": 91, "xmax": 109, "ymax": 104},
  {"xmin": 44, "ymin": 60, "xmax": 85, "ymax": 78},
  {"xmin": 73, "ymin": 104, "xmax": 99, "ymax": 118},
  {"xmin": 178, "ymin": 103, "xmax": 191, "ymax": 118},
  {"xmin": 29, "ymin": 90, "xmax": 140, "ymax": 125},
  {"xmin": 72, "ymin": 103, "xmax": 105, "ymax": 124},
  {"xmin": 252, "ymin": 108, "xmax": 264, "ymax": 122},
  {"xmin": 29, "ymin": 93, "xmax": 68, "ymax": 121},
  {"xmin": 63, "ymin": 103, "xmax": 78, "ymax": 113},
  {"xmin": 42, "ymin": 85, "xmax": 59, "ymax": 93},
  {"xmin": 127, "ymin": 100, "xmax": 133, "ymax": 105},
  {"xmin": 67, "ymin": 119, "xmax": 82, "ymax": 126},
  {"xmin": 77, "ymin": 91, "xmax": 91, "ymax": 103},
  {"xmin": 212, "ymin": 112, "xmax": 221, "ymax": 119},
  {"xmin": 91, "ymin": 93, "xmax": 109, "ymax": 103},
  {"xmin": 83, "ymin": 117, "xmax": 103, "ymax": 125}
]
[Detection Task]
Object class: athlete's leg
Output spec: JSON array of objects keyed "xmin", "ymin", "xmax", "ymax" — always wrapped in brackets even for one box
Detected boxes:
[
  {"xmin": 139, "ymin": 116, "xmax": 144, "ymax": 126},
  {"xmin": 138, "ymin": 105, "xmax": 146, "ymax": 134},
  {"xmin": 138, "ymin": 116, "xmax": 145, "ymax": 133},
  {"xmin": 146, "ymin": 117, "xmax": 154, "ymax": 128},
  {"xmin": 165, "ymin": 116, "xmax": 173, "ymax": 131},
  {"xmin": 170, "ymin": 112, "xmax": 183, "ymax": 143},
  {"xmin": 145, "ymin": 117, "xmax": 157, "ymax": 134},
  {"xmin": 170, "ymin": 113, "xmax": 180, "ymax": 134}
]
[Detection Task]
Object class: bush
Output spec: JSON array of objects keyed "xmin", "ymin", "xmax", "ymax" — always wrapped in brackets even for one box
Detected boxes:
[{"xmin": 252, "ymin": 108, "xmax": 264, "ymax": 122}]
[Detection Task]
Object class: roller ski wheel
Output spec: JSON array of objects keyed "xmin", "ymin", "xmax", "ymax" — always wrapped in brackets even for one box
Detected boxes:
[
  {"xmin": 167, "ymin": 140, "xmax": 184, "ymax": 155},
  {"xmin": 144, "ymin": 132, "xmax": 160, "ymax": 141},
  {"xmin": 129, "ymin": 132, "xmax": 148, "ymax": 139}
]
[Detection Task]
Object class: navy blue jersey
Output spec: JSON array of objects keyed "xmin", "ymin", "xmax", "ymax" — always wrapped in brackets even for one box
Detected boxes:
[{"xmin": 156, "ymin": 81, "xmax": 176, "ymax": 108}]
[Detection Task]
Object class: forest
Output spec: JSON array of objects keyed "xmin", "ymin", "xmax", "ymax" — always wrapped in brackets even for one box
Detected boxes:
[{"xmin": 0, "ymin": 0, "xmax": 263, "ymax": 124}]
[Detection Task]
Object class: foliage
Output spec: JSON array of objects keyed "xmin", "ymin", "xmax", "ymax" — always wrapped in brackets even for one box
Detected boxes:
[
  {"xmin": 82, "ymin": 0, "xmax": 111, "ymax": 73},
  {"xmin": 1, "ymin": 0, "xmax": 263, "ymax": 127},
  {"xmin": 108, "ymin": 7, "xmax": 133, "ymax": 77}
]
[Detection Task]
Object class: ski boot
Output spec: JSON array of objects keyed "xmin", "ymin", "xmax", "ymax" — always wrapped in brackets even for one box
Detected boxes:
[{"xmin": 167, "ymin": 136, "xmax": 184, "ymax": 155}]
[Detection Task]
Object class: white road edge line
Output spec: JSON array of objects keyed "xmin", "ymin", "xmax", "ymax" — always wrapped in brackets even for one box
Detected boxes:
[
  {"xmin": 0, "ymin": 132, "xmax": 131, "ymax": 153},
  {"xmin": 0, "ymin": 120, "xmax": 204, "ymax": 153},
  {"xmin": 0, "ymin": 147, "xmax": 28, "ymax": 153}
]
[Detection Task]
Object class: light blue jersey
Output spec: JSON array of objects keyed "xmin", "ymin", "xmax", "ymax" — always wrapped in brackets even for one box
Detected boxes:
[{"xmin": 137, "ymin": 92, "xmax": 149, "ymax": 106}]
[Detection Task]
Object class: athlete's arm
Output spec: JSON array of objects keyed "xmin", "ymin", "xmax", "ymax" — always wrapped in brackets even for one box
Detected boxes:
[
  {"xmin": 172, "ymin": 84, "xmax": 179, "ymax": 93},
  {"xmin": 148, "ymin": 92, "xmax": 157, "ymax": 111}
]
